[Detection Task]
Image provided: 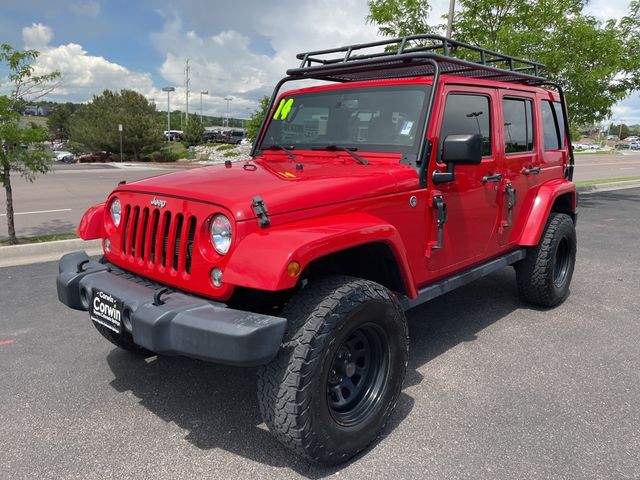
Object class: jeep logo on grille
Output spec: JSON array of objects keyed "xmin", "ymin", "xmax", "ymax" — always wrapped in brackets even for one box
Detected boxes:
[{"xmin": 150, "ymin": 197, "xmax": 167, "ymax": 208}]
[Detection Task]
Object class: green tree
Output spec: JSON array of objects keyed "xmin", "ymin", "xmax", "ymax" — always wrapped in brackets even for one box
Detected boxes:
[
  {"xmin": 609, "ymin": 123, "xmax": 631, "ymax": 139},
  {"xmin": 182, "ymin": 116, "xmax": 205, "ymax": 146},
  {"xmin": 70, "ymin": 89, "xmax": 163, "ymax": 160},
  {"xmin": 245, "ymin": 96, "xmax": 270, "ymax": 141},
  {"xmin": 0, "ymin": 44, "xmax": 59, "ymax": 244},
  {"xmin": 366, "ymin": 0, "xmax": 640, "ymax": 125},
  {"xmin": 47, "ymin": 103, "xmax": 74, "ymax": 139}
]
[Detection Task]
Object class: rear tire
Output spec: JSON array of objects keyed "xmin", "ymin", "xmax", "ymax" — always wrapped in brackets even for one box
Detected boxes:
[
  {"xmin": 257, "ymin": 276, "xmax": 408, "ymax": 465},
  {"xmin": 515, "ymin": 212, "xmax": 576, "ymax": 307}
]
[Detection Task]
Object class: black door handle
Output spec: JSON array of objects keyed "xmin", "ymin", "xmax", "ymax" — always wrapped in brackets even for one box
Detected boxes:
[
  {"xmin": 483, "ymin": 173, "xmax": 503, "ymax": 183},
  {"xmin": 523, "ymin": 167, "xmax": 541, "ymax": 175}
]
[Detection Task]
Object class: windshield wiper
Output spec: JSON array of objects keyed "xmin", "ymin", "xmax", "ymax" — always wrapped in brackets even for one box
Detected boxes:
[
  {"xmin": 312, "ymin": 145, "xmax": 369, "ymax": 165},
  {"xmin": 261, "ymin": 144, "xmax": 299, "ymax": 162}
]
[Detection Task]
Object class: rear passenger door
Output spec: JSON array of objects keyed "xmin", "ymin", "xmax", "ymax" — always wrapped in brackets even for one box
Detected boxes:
[{"xmin": 497, "ymin": 93, "xmax": 538, "ymax": 245}]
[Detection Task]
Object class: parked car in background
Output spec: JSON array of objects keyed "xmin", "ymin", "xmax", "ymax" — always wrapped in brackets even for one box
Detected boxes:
[
  {"xmin": 202, "ymin": 129, "xmax": 244, "ymax": 145},
  {"xmin": 164, "ymin": 130, "xmax": 184, "ymax": 141},
  {"xmin": 53, "ymin": 150, "xmax": 76, "ymax": 163},
  {"xmin": 202, "ymin": 130, "xmax": 220, "ymax": 143},
  {"xmin": 76, "ymin": 151, "xmax": 112, "ymax": 163}
]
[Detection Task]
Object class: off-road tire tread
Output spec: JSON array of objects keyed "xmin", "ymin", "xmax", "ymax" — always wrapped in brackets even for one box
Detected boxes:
[
  {"xmin": 515, "ymin": 213, "xmax": 576, "ymax": 307},
  {"xmin": 257, "ymin": 276, "xmax": 408, "ymax": 464}
]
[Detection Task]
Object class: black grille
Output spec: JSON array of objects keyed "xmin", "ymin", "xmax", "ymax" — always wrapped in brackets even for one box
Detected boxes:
[{"xmin": 120, "ymin": 204, "xmax": 197, "ymax": 275}]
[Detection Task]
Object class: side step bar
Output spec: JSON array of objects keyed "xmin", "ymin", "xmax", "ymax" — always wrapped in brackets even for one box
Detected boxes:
[{"xmin": 400, "ymin": 249, "xmax": 526, "ymax": 311}]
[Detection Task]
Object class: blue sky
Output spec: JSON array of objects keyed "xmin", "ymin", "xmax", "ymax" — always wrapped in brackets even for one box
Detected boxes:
[{"xmin": 1, "ymin": 0, "xmax": 638, "ymax": 124}]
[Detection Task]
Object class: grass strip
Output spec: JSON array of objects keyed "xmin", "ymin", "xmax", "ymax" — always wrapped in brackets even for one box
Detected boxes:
[
  {"xmin": 575, "ymin": 176, "xmax": 640, "ymax": 187},
  {"xmin": 0, "ymin": 231, "xmax": 78, "ymax": 246}
]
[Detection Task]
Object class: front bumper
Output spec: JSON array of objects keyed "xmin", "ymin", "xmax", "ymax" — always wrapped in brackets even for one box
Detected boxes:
[{"xmin": 56, "ymin": 251, "xmax": 287, "ymax": 366}]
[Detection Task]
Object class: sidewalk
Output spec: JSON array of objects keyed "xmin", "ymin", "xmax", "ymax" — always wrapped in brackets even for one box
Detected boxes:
[{"xmin": 0, "ymin": 239, "xmax": 101, "ymax": 268}]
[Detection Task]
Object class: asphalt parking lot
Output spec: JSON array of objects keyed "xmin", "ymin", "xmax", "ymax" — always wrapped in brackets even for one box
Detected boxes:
[{"xmin": 1, "ymin": 188, "xmax": 639, "ymax": 479}]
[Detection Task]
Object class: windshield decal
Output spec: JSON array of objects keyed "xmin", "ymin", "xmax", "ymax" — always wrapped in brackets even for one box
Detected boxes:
[{"xmin": 273, "ymin": 98, "xmax": 294, "ymax": 120}]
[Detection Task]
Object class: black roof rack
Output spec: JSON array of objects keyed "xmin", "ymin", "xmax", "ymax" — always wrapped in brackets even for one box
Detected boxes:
[{"xmin": 287, "ymin": 34, "xmax": 547, "ymax": 86}]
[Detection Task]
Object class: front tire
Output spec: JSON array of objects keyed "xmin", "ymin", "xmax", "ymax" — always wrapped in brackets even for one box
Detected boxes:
[
  {"xmin": 515, "ymin": 212, "xmax": 577, "ymax": 307},
  {"xmin": 257, "ymin": 276, "xmax": 408, "ymax": 465}
]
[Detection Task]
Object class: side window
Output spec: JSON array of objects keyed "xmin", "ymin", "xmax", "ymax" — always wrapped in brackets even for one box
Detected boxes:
[
  {"xmin": 502, "ymin": 98, "xmax": 534, "ymax": 153},
  {"xmin": 541, "ymin": 100, "xmax": 565, "ymax": 151},
  {"xmin": 440, "ymin": 94, "xmax": 492, "ymax": 157},
  {"xmin": 552, "ymin": 102, "xmax": 566, "ymax": 148}
]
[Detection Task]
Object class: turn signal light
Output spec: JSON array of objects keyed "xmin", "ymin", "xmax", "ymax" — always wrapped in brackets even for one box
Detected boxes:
[{"xmin": 287, "ymin": 261, "xmax": 301, "ymax": 277}]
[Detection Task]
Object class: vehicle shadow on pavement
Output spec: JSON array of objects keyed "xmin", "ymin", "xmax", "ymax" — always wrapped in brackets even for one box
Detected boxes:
[
  {"xmin": 106, "ymin": 347, "xmax": 414, "ymax": 477},
  {"xmin": 105, "ymin": 267, "xmax": 521, "ymax": 477},
  {"xmin": 404, "ymin": 267, "xmax": 521, "ymax": 386}
]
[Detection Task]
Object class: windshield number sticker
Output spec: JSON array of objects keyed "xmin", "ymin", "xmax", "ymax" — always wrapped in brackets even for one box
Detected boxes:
[{"xmin": 273, "ymin": 98, "xmax": 294, "ymax": 120}]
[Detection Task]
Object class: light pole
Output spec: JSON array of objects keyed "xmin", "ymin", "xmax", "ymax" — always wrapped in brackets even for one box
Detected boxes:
[
  {"xmin": 200, "ymin": 90, "xmax": 208, "ymax": 125},
  {"xmin": 224, "ymin": 96, "xmax": 232, "ymax": 128},
  {"xmin": 446, "ymin": 0, "xmax": 455, "ymax": 38},
  {"xmin": 118, "ymin": 123, "xmax": 123, "ymax": 162},
  {"xmin": 162, "ymin": 86, "xmax": 175, "ymax": 142}
]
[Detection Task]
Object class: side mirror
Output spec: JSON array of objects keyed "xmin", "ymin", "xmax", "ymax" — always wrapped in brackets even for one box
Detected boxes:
[
  {"xmin": 433, "ymin": 133, "xmax": 483, "ymax": 184},
  {"xmin": 442, "ymin": 133, "xmax": 483, "ymax": 165}
]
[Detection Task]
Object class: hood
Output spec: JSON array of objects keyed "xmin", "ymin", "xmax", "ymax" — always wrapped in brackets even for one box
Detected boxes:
[{"xmin": 116, "ymin": 151, "xmax": 419, "ymax": 221}]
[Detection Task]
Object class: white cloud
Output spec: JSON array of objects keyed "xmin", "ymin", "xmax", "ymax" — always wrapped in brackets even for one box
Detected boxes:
[
  {"xmin": 150, "ymin": 1, "xmax": 380, "ymax": 118},
  {"xmin": 21, "ymin": 23, "xmax": 157, "ymax": 103},
  {"xmin": 22, "ymin": 23, "xmax": 54, "ymax": 50}
]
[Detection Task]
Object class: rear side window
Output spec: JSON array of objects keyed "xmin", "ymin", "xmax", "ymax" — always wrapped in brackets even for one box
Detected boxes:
[
  {"xmin": 502, "ymin": 98, "xmax": 534, "ymax": 153},
  {"xmin": 541, "ymin": 100, "xmax": 566, "ymax": 151},
  {"xmin": 440, "ymin": 94, "xmax": 492, "ymax": 157}
]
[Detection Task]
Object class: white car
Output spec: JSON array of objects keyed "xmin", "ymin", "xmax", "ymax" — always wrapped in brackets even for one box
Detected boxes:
[{"xmin": 53, "ymin": 150, "xmax": 76, "ymax": 163}]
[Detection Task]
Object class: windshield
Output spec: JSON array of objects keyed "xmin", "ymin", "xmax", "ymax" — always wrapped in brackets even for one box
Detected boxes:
[{"xmin": 259, "ymin": 84, "xmax": 431, "ymax": 157}]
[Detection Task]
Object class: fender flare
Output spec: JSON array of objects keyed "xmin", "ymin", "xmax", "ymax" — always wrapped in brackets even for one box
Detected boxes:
[
  {"xmin": 224, "ymin": 212, "xmax": 417, "ymax": 297},
  {"xmin": 77, "ymin": 203, "xmax": 105, "ymax": 240},
  {"xmin": 519, "ymin": 179, "xmax": 576, "ymax": 246}
]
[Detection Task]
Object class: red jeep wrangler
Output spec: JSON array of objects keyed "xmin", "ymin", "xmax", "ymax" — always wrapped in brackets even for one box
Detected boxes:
[{"xmin": 57, "ymin": 35, "xmax": 577, "ymax": 465}]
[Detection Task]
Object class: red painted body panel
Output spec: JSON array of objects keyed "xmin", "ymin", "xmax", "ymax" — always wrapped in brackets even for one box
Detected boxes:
[
  {"xmin": 225, "ymin": 212, "xmax": 417, "ymax": 296},
  {"xmin": 518, "ymin": 179, "xmax": 577, "ymax": 246},
  {"xmin": 120, "ymin": 151, "xmax": 416, "ymax": 221},
  {"xmin": 77, "ymin": 203, "xmax": 104, "ymax": 240}
]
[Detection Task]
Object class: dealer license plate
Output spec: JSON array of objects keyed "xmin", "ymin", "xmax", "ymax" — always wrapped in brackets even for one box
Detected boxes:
[{"xmin": 90, "ymin": 289, "xmax": 123, "ymax": 334}]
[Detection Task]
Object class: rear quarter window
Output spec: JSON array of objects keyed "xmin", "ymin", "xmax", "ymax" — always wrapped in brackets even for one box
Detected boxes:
[{"xmin": 541, "ymin": 100, "xmax": 565, "ymax": 151}]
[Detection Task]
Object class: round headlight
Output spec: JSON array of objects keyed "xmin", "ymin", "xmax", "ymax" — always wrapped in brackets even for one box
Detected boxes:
[
  {"xmin": 110, "ymin": 197, "xmax": 122, "ymax": 227},
  {"xmin": 210, "ymin": 214, "xmax": 232, "ymax": 255}
]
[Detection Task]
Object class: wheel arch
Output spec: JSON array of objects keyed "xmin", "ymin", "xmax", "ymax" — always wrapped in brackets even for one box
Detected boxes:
[
  {"xmin": 519, "ymin": 179, "xmax": 576, "ymax": 246},
  {"xmin": 223, "ymin": 212, "xmax": 417, "ymax": 297}
]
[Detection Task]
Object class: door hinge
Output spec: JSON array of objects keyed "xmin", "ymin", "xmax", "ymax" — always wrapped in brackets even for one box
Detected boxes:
[
  {"xmin": 501, "ymin": 182, "xmax": 516, "ymax": 229},
  {"xmin": 426, "ymin": 192, "xmax": 447, "ymax": 257}
]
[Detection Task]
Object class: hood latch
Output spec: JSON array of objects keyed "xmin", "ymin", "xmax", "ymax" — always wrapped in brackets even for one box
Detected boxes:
[{"xmin": 252, "ymin": 196, "xmax": 271, "ymax": 228}]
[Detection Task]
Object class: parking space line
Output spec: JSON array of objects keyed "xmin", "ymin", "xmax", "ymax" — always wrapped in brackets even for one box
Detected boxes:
[{"xmin": 0, "ymin": 208, "xmax": 72, "ymax": 217}]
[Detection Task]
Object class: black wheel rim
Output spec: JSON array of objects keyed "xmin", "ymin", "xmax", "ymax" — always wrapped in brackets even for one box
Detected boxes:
[
  {"xmin": 326, "ymin": 323, "xmax": 389, "ymax": 427},
  {"xmin": 553, "ymin": 237, "xmax": 571, "ymax": 287}
]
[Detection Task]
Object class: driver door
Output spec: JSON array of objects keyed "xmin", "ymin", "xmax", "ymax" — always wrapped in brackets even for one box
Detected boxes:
[{"xmin": 426, "ymin": 86, "xmax": 502, "ymax": 272}]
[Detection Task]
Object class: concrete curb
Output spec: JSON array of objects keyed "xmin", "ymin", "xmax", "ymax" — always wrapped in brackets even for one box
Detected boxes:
[
  {"xmin": 0, "ymin": 239, "xmax": 101, "ymax": 268},
  {"xmin": 577, "ymin": 179, "xmax": 640, "ymax": 194}
]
